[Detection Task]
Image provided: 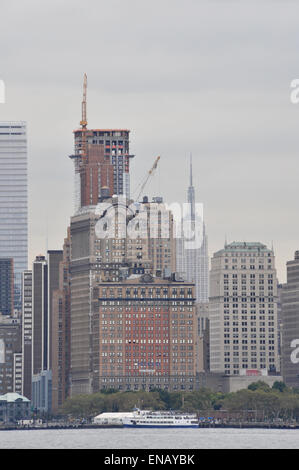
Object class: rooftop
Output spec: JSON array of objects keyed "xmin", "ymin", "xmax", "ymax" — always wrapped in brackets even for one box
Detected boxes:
[
  {"xmin": 214, "ymin": 241, "xmax": 272, "ymax": 256},
  {"xmin": 0, "ymin": 393, "xmax": 30, "ymax": 403}
]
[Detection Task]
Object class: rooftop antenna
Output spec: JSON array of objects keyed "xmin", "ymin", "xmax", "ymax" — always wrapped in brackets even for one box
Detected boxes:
[
  {"xmin": 80, "ymin": 74, "xmax": 88, "ymax": 165},
  {"xmin": 45, "ymin": 213, "xmax": 48, "ymax": 254}
]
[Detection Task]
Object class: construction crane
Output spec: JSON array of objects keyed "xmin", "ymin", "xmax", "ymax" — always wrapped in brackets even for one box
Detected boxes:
[
  {"xmin": 80, "ymin": 73, "xmax": 88, "ymax": 165},
  {"xmin": 135, "ymin": 156, "xmax": 161, "ymax": 201}
]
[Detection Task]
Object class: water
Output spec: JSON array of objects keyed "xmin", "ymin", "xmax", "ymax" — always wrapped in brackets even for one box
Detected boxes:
[{"xmin": 0, "ymin": 428, "xmax": 299, "ymax": 449}]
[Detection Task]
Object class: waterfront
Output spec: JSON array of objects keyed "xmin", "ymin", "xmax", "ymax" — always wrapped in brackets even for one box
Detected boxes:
[{"xmin": 1, "ymin": 427, "xmax": 299, "ymax": 449}]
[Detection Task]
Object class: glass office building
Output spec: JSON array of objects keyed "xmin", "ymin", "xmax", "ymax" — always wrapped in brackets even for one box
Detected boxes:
[{"xmin": 0, "ymin": 122, "xmax": 28, "ymax": 312}]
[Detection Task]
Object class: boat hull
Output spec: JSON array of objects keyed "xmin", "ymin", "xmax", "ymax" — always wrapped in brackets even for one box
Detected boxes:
[{"xmin": 123, "ymin": 424, "xmax": 199, "ymax": 428}]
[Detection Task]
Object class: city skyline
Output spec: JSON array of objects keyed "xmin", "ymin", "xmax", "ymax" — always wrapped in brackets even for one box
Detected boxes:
[
  {"xmin": 1, "ymin": 1, "xmax": 299, "ymax": 284},
  {"xmin": 2, "ymin": 3, "xmax": 299, "ymax": 448}
]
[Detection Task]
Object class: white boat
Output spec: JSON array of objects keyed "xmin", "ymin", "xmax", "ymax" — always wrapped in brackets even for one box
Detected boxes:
[{"xmin": 123, "ymin": 409, "xmax": 199, "ymax": 428}]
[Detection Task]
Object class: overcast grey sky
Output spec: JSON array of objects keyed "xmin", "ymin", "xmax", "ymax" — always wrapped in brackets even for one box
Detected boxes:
[{"xmin": 1, "ymin": 0, "xmax": 299, "ymax": 282}]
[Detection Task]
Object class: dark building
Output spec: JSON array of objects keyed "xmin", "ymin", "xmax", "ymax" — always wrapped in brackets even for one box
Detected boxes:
[
  {"xmin": 22, "ymin": 252, "xmax": 63, "ymax": 408},
  {"xmin": 0, "ymin": 315, "xmax": 22, "ymax": 395},
  {"xmin": 282, "ymin": 251, "xmax": 299, "ymax": 388},
  {"xmin": 32, "ymin": 251, "xmax": 62, "ymax": 376},
  {"xmin": 52, "ymin": 230, "xmax": 71, "ymax": 413},
  {"xmin": 32, "ymin": 255, "xmax": 48, "ymax": 375},
  {"xmin": 0, "ymin": 258, "xmax": 14, "ymax": 316}
]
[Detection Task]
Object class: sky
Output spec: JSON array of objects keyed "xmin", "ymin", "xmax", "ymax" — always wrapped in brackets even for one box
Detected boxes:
[{"xmin": 0, "ymin": 0, "xmax": 299, "ymax": 282}]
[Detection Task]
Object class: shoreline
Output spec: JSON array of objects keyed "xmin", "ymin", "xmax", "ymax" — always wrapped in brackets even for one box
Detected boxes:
[{"xmin": 0, "ymin": 423, "xmax": 298, "ymax": 431}]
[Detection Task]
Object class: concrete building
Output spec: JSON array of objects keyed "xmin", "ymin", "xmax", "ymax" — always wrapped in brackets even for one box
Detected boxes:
[
  {"xmin": 22, "ymin": 252, "xmax": 62, "ymax": 409},
  {"xmin": 32, "ymin": 252, "xmax": 63, "ymax": 377},
  {"xmin": 0, "ymin": 258, "xmax": 14, "ymax": 316},
  {"xmin": 70, "ymin": 141, "xmax": 114, "ymax": 211},
  {"xmin": 209, "ymin": 242, "xmax": 280, "ymax": 376},
  {"xmin": 69, "ymin": 195, "xmax": 182, "ymax": 396},
  {"xmin": 0, "ymin": 315, "xmax": 22, "ymax": 395},
  {"xmin": 72, "ymin": 128, "xmax": 133, "ymax": 205},
  {"xmin": 0, "ymin": 122, "xmax": 28, "ymax": 312},
  {"xmin": 51, "ymin": 230, "xmax": 71, "ymax": 413},
  {"xmin": 139, "ymin": 196, "xmax": 176, "ymax": 274},
  {"xmin": 281, "ymin": 251, "xmax": 299, "ymax": 389},
  {"xmin": 31, "ymin": 370, "xmax": 52, "ymax": 414},
  {"xmin": 21, "ymin": 270, "xmax": 32, "ymax": 399}
]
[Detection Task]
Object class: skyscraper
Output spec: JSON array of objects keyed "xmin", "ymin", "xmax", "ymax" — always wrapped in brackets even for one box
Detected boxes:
[
  {"xmin": 95, "ymin": 274, "xmax": 197, "ymax": 393},
  {"xmin": 22, "ymin": 270, "xmax": 32, "ymax": 399},
  {"xmin": 69, "ymin": 76, "xmax": 134, "ymax": 213},
  {"xmin": 0, "ymin": 122, "xmax": 28, "ymax": 312},
  {"xmin": 176, "ymin": 156, "xmax": 209, "ymax": 303},
  {"xmin": 24, "ymin": 252, "xmax": 62, "ymax": 408},
  {"xmin": 209, "ymin": 242, "xmax": 280, "ymax": 376}
]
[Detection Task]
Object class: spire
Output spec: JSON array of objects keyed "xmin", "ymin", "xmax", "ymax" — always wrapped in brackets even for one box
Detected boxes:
[
  {"xmin": 187, "ymin": 153, "xmax": 195, "ymax": 221},
  {"xmin": 80, "ymin": 73, "xmax": 88, "ymax": 164}
]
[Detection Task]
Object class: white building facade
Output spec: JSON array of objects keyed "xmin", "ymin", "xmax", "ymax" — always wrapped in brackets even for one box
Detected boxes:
[{"xmin": 209, "ymin": 242, "xmax": 280, "ymax": 376}]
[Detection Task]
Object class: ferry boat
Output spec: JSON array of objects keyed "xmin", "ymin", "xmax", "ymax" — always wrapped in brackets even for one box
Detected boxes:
[{"xmin": 122, "ymin": 409, "xmax": 199, "ymax": 428}]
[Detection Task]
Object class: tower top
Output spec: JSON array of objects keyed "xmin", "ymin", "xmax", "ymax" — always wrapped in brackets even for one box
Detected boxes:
[
  {"xmin": 80, "ymin": 73, "xmax": 88, "ymax": 129},
  {"xmin": 187, "ymin": 153, "xmax": 195, "ymax": 220}
]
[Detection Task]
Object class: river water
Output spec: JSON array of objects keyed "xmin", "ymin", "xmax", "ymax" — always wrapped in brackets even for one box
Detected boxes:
[{"xmin": 0, "ymin": 427, "xmax": 299, "ymax": 449}]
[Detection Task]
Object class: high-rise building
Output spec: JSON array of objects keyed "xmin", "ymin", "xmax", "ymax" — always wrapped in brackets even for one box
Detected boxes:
[
  {"xmin": 69, "ymin": 77, "xmax": 134, "ymax": 213},
  {"xmin": 23, "ymin": 252, "xmax": 62, "ymax": 408},
  {"xmin": 68, "ymin": 194, "xmax": 196, "ymax": 395},
  {"xmin": 281, "ymin": 251, "xmax": 299, "ymax": 388},
  {"xmin": 209, "ymin": 242, "xmax": 280, "ymax": 376},
  {"xmin": 92, "ymin": 273, "xmax": 197, "ymax": 393},
  {"xmin": 32, "ymin": 255, "xmax": 48, "ymax": 376},
  {"xmin": 51, "ymin": 229, "xmax": 71, "ymax": 413},
  {"xmin": 31, "ymin": 251, "xmax": 63, "ymax": 376},
  {"xmin": 176, "ymin": 156, "xmax": 209, "ymax": 303},
  {"xmin": 0, "ymin": 122, "xmax": 28, "ymax": 311},
  {"xmin": 22, "ymin": 270, "xmax": 33, "ymax": 399},
  {"xmin": 140, "ymin": 196, "xmax": 176, "ymax": 274},
  {"xmin": 0, "ymin": 258, "xmax": 14, "ymax": 316},
  {"xmin": 69, "ymin": 198, "xmax": 152, "ymax": 396}
]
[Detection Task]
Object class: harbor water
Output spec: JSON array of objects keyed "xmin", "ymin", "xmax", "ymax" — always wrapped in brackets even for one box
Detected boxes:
[{"xmin": 0, "ymin": 427, "xmax": 299, "ymax": 449}]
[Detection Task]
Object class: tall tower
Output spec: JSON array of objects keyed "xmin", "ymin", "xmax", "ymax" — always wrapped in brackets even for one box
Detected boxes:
[
  {"xmin": 69, "ymin": 76, "xmax": 134, "ymax": 213},
  {"xmin": 176, "ymin": 155, "xmax": 209, "ymax": 303},
  {"xmin": 188, "ymin": 154, "xmax": 195, "ymax": 221},
  {"xmin": 0, "ymin": 122, "xmax": 28, "ymax": 312}
]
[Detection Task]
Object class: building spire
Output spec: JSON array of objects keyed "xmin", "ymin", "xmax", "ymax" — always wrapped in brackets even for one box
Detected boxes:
[{"xmin": 187, "ymin": 153, "xmax": 195, "ymax": 221}]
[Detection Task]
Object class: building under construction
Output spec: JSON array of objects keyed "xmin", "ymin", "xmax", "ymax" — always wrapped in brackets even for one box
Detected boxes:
[{"xmin": 69, "ymin": 75, "xmax": 134, "ymax": 212}]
